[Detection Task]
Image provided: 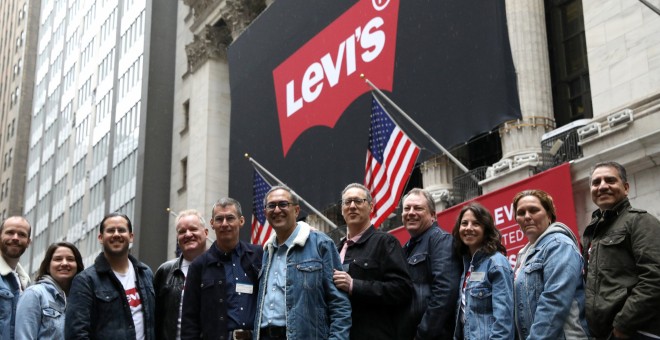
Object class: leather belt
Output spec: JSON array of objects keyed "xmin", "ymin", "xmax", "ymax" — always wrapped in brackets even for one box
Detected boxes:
[
  {"xmin": 260, "ymin": 326, "xmax": 287, "ymax": 338},
  {"xmin": 230, "ymin": 329, "xmax": 253, "ymax": 340}
]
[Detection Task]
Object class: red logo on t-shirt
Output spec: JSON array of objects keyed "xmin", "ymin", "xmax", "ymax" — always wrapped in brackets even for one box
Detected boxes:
[
  {"xmin": 272, "ymin": 0, "xmax": 400, "ymax": 156},
  {"xmin": 126, "ymin": 287, "xmax": 142, "ymax": 308}
]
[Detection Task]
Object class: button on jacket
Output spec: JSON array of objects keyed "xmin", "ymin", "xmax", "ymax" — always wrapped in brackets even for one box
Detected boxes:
[
  {"xmin": 582, "ymin": 198, "xmax": 660, "ymax": 338},
  {"xmin": 338, "ymin": 225, "xmax": 412, "ymax": 339},
  {"xmin": 181, "ymin": 241, "xmax": 263, "ymax": 340},
  {"xmin": 65, "ymin": 253, "xmax": 155, "ymax": 340}
]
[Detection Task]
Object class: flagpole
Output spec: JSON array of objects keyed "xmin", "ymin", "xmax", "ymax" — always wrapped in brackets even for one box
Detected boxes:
[
  {"xmin": 362, "ymin": 74, "xmax": 472, "ymax": 175},
  {"xmin": 244, "ymin": 154, "xmax": 342, "ymax": 233}
]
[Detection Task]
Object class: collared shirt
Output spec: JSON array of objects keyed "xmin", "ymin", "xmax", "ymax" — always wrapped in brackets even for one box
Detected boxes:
[
  {"xmin": 340, "ymin": 226, "xmax": 369, "ymax": 263},
  {"xmin": 260, "ymin": 224, "xmax": 300, "ymax": 328},
  {"xmin": 218, "ymin": 242, "xmax": 255, "ymax": 331}
]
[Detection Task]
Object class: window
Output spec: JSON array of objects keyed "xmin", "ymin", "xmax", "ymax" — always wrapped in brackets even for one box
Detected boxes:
[
  {"xmin": 546, "ymin": 0, "xmax": 592, "ymax": 127},
  {"xmin": 179, "ymin": 157, "xmax": 187, "ymax": 192},
  {"xmin": 181, "ymin": 100, "xmax": 190, "ymax": 134}
]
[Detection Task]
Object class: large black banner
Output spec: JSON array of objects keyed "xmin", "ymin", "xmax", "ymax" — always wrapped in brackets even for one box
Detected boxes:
[{"xmin": 228, "ymin": 0, "xmax": 521, "ymax": 235}]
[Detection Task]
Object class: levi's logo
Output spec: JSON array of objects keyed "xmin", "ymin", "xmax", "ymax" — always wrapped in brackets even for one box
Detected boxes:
[
  {"xmin": 125, "ymin": 287, "xmax": 142, "ymax": 308},
  {"xmin": 273, "ymin": 0, "xmax": 400, "ymax": 156}
]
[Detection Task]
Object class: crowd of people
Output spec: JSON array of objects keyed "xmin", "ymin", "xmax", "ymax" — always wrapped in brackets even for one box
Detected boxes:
[{"xmin": 1, "ymin": 161, "xmax": 659, "ymax": 339}]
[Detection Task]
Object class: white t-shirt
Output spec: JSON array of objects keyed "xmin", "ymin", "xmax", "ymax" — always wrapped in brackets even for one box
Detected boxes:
[
  {"xmin": 176, "ymin": 258, "xmax": 192, "ymax": 340},
  {"xmin": 114, "ymin": 261, "xmax": 145, "ymax": 340}
]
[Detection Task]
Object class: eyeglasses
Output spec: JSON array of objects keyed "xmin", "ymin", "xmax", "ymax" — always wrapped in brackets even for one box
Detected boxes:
[
  {"xmin": 265, "ymin": 201, "xmax": 295, "ymax": 211},
  {"xmin": 340, "ymin": 198, "xmax": 369, "ymax": 207}
]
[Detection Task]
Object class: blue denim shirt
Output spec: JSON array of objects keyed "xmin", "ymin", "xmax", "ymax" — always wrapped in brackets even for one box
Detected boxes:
[
  {"xmin": 0, "ymin": 258, "xmax": 29, "ymax": 340},
  {"xmin": 15, "ymin": 276, "xmax": 67, "ymax": 339},
  {"xmin": 254, "ymin": 222, "xmax": 351, "ymax": 340},
  {"xmin": 513, "ymin": 222, "xmax": 590, "ymax": 340},
  {"xmin": 454, "ymin": 250, "xmax": 514, "ymax": 340},
  {"xmin": 260, "ymin": 224, "xmax": 299, "ymax": 328}
]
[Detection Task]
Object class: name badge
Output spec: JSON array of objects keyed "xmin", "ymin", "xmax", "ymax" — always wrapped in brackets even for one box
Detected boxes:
[
  {"xmin": 236, "ymin": 283, "xmax": 253, "ymax": 294},
  {"xmin": 469, "ymin": 272, "xmax": 485, "ymax": 282}
]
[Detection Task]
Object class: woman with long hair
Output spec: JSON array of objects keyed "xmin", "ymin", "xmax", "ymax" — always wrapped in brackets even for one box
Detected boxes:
[
  {"xmin": 512, "ymin": 189, "xmax": 589, "ymax": 339},
  {"xmin": 15, "ymin": 242, "xmax": 84, "ymax": 339},
  {"xmin": 452, "ymin": 202, "xmax": 514, "ymax": 340}
]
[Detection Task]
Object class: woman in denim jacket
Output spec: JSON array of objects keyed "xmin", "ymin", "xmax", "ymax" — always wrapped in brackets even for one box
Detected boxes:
[
  {"xmin": 15, "ymin": 242, "xmax": 84, "ymax": 339},
  {"xmin": 512, "ymin": 190, "xmax": 589, "ymax": 340},
  {"xmin": 452, "ymin": 202, "xmax": 515, "ymax": 340}
]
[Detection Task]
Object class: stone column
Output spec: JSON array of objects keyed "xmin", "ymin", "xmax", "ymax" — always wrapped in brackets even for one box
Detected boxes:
[
  {"xmin": 420, "ymin": 155, "xmax": 460, "ymax": 212},
  {"xmin": 500, "ymin": 0, "xmax": 555, "ymax": 159}
]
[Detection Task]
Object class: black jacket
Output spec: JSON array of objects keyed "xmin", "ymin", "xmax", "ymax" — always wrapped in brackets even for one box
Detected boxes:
[
  {"xmin": 154, "ymin": 256, "xmax": 186, "ymax": 340},
  {"xmin": 65, "ymin": 253, "xmax": 155, "ymax": 340},
  {"xmin": 338, "ymin": 225, "xmax": 412, "ymax": 340},
  {"xmin": 181, "ymin": 241, "xmax": 262, "ymax": 340},
  {"xmin": 400, "ymin": 224, "xmax": 461, "ymax": 340}
]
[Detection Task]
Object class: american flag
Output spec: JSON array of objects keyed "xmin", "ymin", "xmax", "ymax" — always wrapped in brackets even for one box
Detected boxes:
[
  {"xmin": 251, "ymin": 170, "xmax": 272, "ymax": 245},
  {"xmin": 365, "ymin": 95, "xmax": 420, "ymax": 227}
]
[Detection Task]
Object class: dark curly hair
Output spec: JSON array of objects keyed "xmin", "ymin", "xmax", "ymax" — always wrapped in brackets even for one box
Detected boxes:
[{"xmin": 452, "ymin": 202, "xmax": 506, "ymax": 257}]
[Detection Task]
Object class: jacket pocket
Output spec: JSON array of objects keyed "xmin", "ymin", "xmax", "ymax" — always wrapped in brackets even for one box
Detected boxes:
[
  {"xmin": 468, "ymin": 286, "xmax": 493, "ymax": 314},
  {"xmin": 0, "ymin": 289, "xmax": 14, "ymax": 319},
  {"xmin": 296, "ymin": 259, "xmax": 323, "ymax": 289},
  {"xmin": 599, "ymin": 231, "xmax": 633, "ymax": 269},
  {"xmin": 94, "ymin": 289, "xmax": 121, "ymax": 319},
  {"xmin": 42, "ymin": 306, "xmax": 63, "ymax": 318},
  {"xmin": 522, "ymin": 261, "xmax": 544, "ymax": 300}
]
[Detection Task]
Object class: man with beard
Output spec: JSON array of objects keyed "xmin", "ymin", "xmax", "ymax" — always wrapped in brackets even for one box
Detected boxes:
[
  {"xmin": 0, "ymin": 216, "xmax": 32, "ymax": 340},
  {"xmin": 399, "ymin": 188, "xmax": 461, "ymax": 339},
  {"xmin": 154, "ymin": 209, "xmax": 208, "ymax": 340},
  {"xmin": 181, "ymin": 198, "xmax": 262, "ymax": 340},
  {"xmin": 65, "ymin": 212, "xmax": 155, "ymax": 339}
]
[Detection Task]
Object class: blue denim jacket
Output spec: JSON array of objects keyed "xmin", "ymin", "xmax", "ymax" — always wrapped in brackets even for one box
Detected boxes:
[
  {"xmin": 15, "ymin": 276, "xmax": 67, "ymax": 339},
  {"xmin": 513, "ymin": 222, "xmax": 589, "ymax": 340},
  {"xmin": 254, "ymin": 222, "xmax": 351, "ymax": 339},
  {"xmin": 65, "ymin": 253, "xmax": 155, "ymax": 340},
  {"xmin": 0, "ymin": 257, "xmax": 29, "ymax": 340},
  {"xmin": 453, "ymin": 250, "xmax": 514, "ymax": 340}
]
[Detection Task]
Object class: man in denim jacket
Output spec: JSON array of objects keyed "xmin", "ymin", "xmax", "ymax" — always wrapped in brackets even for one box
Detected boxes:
[
  {"xmin": 65, "ymin": 213, "xmax": 155, "ymax": 339},
  {"xmin": 0, "ymin": 216, "xmax": 31, "ymax": 340},
  {"xmin": 583, "ymin": 162, "xmax": 660, "ymax": 339},
  {"xmin": 399, "ymin": 188, "xmax": 461, "ymax": 339},
  {"xmin": 254, "ymin": 186, "xmax": 351, "ymax": 339}
]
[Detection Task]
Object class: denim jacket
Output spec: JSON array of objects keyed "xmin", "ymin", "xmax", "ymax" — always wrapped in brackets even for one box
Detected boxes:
[
  {"xmin": 513, "ymin": 222, "xmax": 589, "ymax": 340},
  {"xmin": 453, "ymin": 250, "xmax": 514, "ymax": 340},
  {"xmin": 65, "ymin": 253, "xmax": 155, "ymax": 340},
  {"xmin": 15, "ymin": 276, "xmax": 67, "ymax": 339},
  {"xmin": 254, "ymin": 222, "xmax": 351, "ymax": 340},
  {"xmin": 0, "ymin": 257, "xmax": 29, "ymax": 340},
  {"xmin": 401, "ymin": 223, "xmax": 462, "ymax": 339}
]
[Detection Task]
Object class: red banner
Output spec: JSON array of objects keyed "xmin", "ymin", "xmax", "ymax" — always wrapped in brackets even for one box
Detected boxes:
[{"xmin": 390, "ymin": 163, "xmax": 578, "ymax": 266}]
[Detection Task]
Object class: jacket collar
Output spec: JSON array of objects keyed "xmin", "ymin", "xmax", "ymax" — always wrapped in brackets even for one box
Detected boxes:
[
  {"xmin": 0, "ymin": 254, "xmax": 29, "ymax": 288},
  {"xmin": 339, "ymin": 225, "xmax": 375, "ymax": 247},
  {"xmin": 590, "ymin": 197, "xmax": 630, "ymax": 221},
  {"xmin": 263, "ymin": 221, "xmax": 311, "ymax": 251},
  {"xmin": 93, "ymin": 252, "xmax": 146, "ymax": 273}
]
